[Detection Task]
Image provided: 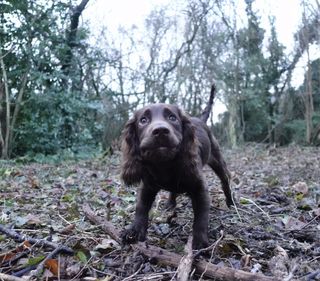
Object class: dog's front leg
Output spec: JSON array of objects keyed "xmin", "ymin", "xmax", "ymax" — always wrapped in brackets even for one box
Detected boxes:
[
  {"xmin": 121, "ymin": 183, "xmax": 157, "ymax": 244},
  {"xmin": 189, "ymin": 184, "xmax": 210, "ymax": 250}
]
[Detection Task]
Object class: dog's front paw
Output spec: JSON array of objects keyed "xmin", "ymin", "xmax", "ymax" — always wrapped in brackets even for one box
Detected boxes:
[
  {"xmin": 226, "ymin": 197, "xmax": 234, "ymax": 208},
  {"xmin": 121, "ymin": 224, "xmax": 146, "ymax": 244},
  {"xmin": 192, "ymin": 234, "xmax": 209, "ymax": 250}
]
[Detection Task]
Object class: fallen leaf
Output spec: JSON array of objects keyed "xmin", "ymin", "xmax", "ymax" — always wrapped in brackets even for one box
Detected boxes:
[
  {"xmin": 59, "ymin": 224, "xmax": 76, "ymax": 235},
  {"xmin": 282, "ymin": 216, "xmax": 306, "ymax": 230},
  {"xmin": 94, "ymin": 239, "xmax": 119, "ymax": 253},
  {"xmin": 15, "ymin": 214, "xmax": 42, "ymax": 226},
  {"xmin": 45, "ymin": 259, "xmax": 59, "ymax": 276},
  {"xmin": 76, "ymin": 250, "xmax": 88, "ymax": 263},
  {"xmin": 66, "ymin": 263, "xmax": 81, "ymax": 276},
  {"xmin": 30, "ymin": 177, "xmax": 40, "ymax": 188},
  {"xmin": 43, "ymin": 268, "xmax": 55, "ymax": 278},
  {"xmin": 27, "ymin": 255, "xmax": 45, "ymax": 266},
  {"xmin": 251, "ymin": 263, "xmax": 262, "ymax": 273},
  {"xmin": 293, "ymin": 181, "xmax": 309, "ymax": 195},
  {"xmin": 25, "ymin": 214, "xmax": 42, "ymax": 225},
  {"xmin": 0, "ymin": 241, "xmax": 31, "ymax": 265},
  {"xmin": 313, "ymin": 208, "xmax": 320, "ymax": 216}
]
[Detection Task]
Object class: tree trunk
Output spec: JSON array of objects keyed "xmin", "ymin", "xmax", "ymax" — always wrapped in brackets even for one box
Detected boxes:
[
  {"xmin": 228, "ymin": 96, "xmax": 238, "ymax": 148},
  {"xmin": 8, "ymin": 71, "xmax": 28, "ymax": 157},
  {"xmin": 0, "ymin": 81, "xmax": 5, "ymax": 156},
  {"xmin": 61, "ymin": 0, "xmax": 90, "ymax": 85},
  {"xmin": 0, "ymin": 51, "xmax": 10, "ymax": 159},
  {"xmin": 305, "ymin": 47, "xmax": 313, "ymax": 144}
]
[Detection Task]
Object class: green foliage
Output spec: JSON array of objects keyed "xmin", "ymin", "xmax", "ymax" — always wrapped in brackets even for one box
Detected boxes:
[
  {"xmin": 0, "ymin": 0, "xmax": 119, "ymax": 159},
  {"xmin": 13, "ymin": 92, "xmax": 101, "ymax": 156},
  {"xmin": 283, "ymin": 119, "xmax": 306, "ymax": 145}
]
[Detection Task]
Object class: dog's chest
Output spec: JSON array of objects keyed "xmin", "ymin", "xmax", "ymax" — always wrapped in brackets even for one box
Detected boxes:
[{"xmin": 145, "ymin": 165, "xmax": 196, "ymax": 193}]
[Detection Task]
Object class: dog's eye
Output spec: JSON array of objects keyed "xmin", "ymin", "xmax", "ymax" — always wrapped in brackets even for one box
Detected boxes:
[
  {"xmin": 140, "ymin": 117, "xmax": 148, "ymax": 124},
  {"xmin": 168, "ymin": 114, "xmax": 177, "ymax": 121}
]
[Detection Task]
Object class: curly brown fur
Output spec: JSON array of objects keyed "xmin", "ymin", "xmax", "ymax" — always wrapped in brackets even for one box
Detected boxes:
[{"xmin": 121, "ymin": 117, "xmax": 143, "ymax": 185}]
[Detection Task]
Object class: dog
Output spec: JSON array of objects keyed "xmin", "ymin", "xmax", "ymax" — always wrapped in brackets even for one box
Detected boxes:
[{"xmin": 120, "ymin": 85, "xmax": 233, "ymax": 249}]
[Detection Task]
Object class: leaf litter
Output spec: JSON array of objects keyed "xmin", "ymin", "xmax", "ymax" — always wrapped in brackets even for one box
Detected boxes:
[{"xmin": 0, "ymin": 145, "xmax": 319, "ymax": 280}]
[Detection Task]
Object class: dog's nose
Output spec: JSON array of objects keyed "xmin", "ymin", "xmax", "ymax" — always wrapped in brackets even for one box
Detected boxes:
[{"xmin": 152, "ymin": 126, "xmax": 170, "ymax": 136}]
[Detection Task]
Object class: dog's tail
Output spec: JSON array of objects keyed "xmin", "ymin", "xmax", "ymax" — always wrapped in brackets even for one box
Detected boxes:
[{"xmin": 200, "ymin": 84, "xmax": 216, "ymax": 123}]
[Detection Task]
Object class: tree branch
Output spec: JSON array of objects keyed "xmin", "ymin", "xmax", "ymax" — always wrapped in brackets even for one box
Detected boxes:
[{"xmin": 0, "ymin": 224, "xmax": 74, "ymax": 255}]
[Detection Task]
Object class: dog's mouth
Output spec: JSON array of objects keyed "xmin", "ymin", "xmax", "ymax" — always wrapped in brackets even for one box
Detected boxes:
[
  {"xmin": 156, "ymin": 145, "xmax": 173, "ymax": 150},
  {"xmin": 140, "ymin": 144, "xmax": 179, "ymax": 162},
  {"xmin": 141, "ymin": 144, "xmax": 176, "ymax": 153},
  {"xmin": 141, "ymin": 137, "xmax": 179, "ymax": 150}
]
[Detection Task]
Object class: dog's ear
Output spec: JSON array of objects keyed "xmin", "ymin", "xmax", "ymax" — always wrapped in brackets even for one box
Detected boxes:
[
  {"xmin": 120, "ymin": 115, "xmax": 143, "ymax": 185},
  {"xmin": 178, "ymin": 109, "xmax": 200, "ymax": 173}
]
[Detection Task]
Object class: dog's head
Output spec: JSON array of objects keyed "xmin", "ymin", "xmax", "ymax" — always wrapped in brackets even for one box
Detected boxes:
[{"xmin": 121, "ymin": 103, "xmax": 197, "ymax": 185}]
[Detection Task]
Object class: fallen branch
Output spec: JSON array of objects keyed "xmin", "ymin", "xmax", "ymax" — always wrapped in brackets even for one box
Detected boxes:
[
  {"xmin": 82, "ymin": 204, "xmax": 280, "ymax": 281},
  {"xmin": 30, "ymin": 245, "xmax": 65, "ymax": 277},
  {"xmin": 0, "ymin": 224, "xmax": 73, "ymax": 255},
  {"xmin": 176, "ymin": 236, "xmax": 193, "ymax": 281},
  {"xmin": 0, "ymin": 273, "xmax": 30, "ymax": 281}
]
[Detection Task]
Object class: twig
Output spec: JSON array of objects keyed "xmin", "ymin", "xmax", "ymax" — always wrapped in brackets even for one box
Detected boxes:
[
  {"xmin": 0, "ymin": 273, "xmax": 30, "ymax": 281},
  {"xmin": 283, "ymin": 263, "xmax": 298, "ymax": 281},
  {"xmin": 240, "ymin": 197, "xmax": 271, "ymax": 220},
  {"xmin": 30, "ymin": 246, "xmax": 66, "ymax": 277},
  {"xmin": 199, "ymin": 231, "xmax": 224, "ymax": 280},
  {"xmin": 193, "ymin": 230, "xmax": 224, "ymax": 259},
  {"xmin": 305, "ymin": 270, "xmax": 320, "ymax": 281},
  {"xmin": 0, "ymin": 224, "xmax": 74, "ymax": 255},
  {"xmin": 231, "ymin": 196, "xmax": 243, "ymax": 223},
  {"xmin": 299, "ymin": 214, "xmax": 320, "ymax": 230},
  {"xmin": 122, "ymin": 263, "xmax": 144, "ymax": 281},
  {"xmin": 11, "ymin": 265, "xmax": 36, "ymax": 278},
  {"xmin": 70, "ymin": 256, "xmax": 93, "ymax": 281},
  {"xmin": 0, "ymin": 45, "xmax": 15, "ymax": 60},
  {"xmin": 82, "ymin": 204, "xmax": 121, "ymax": 243}
]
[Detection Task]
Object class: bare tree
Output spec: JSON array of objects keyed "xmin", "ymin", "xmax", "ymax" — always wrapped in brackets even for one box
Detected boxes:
[{"xmin": 296, "ymin": 0, "xmax": 320, "ymax": 143}]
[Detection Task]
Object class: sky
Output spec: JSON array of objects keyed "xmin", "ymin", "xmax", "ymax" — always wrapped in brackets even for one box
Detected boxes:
[
  {"xmin": 83, "ymin": 0, "xmax": 302, "ymax": 50},
  {"xmin": 82, "ymin": 0, "xmax": 319, "ymax": 120}
]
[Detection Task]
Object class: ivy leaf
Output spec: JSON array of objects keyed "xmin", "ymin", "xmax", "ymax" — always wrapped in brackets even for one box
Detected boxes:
[{"xmin": 76, "ymin": 250, "xmax": 88, "ymax": 263}]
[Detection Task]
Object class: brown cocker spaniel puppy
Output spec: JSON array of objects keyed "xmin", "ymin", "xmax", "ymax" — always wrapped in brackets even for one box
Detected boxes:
[{"xmin": 120, "ymin": 85, "xmax": 233, "ymax": 249}]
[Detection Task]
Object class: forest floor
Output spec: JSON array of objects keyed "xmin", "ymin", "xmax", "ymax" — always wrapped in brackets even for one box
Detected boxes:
[{"xmin": 0, "ymin": 144, "xmax": 319, "ymax": 280}]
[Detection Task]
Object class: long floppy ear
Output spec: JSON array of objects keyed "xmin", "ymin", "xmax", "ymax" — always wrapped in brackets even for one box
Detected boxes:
[
  {"xmin": 120, "ymin": 115, "xmax": 143, "ymax": 185},
  {"xmin": 179, "ymin": 110, "xmax": 200, "ymax": 175}
]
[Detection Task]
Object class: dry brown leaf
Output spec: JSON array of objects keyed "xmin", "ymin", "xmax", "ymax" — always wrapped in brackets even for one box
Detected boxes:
[
  {"xmin": 0, "ymin": 240, "xmax": 31, "ymax": 265},
  {"xmin": 59, "ymin": 224, "xmax": 76, "ymax": 235},
  {"xmin": 45, "ymin": 259, "xmax": 59, "ymax": 276}
]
